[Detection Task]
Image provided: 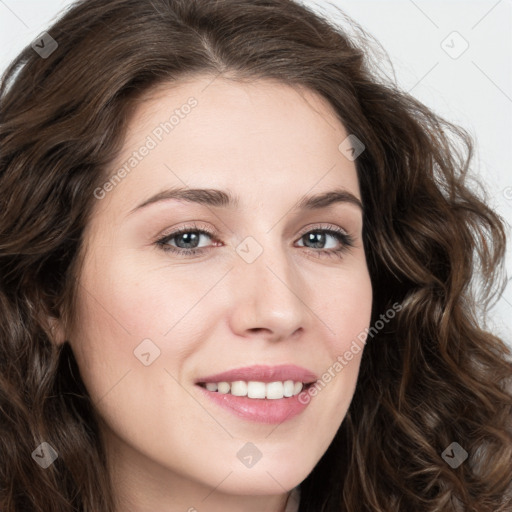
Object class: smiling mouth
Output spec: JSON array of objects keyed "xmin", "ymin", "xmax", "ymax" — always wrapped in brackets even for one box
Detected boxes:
[{"xmin": 196, "ymin": 380, "xmax": 315, "ymax": 399}]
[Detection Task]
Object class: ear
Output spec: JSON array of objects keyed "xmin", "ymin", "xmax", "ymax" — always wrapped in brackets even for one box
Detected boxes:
[{"xmin": 43, "ymin": 315, "xmax": 67, "ymax": 346}]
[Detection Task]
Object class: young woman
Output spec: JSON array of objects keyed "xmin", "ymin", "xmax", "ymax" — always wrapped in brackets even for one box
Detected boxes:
[{"xmin": 1, "ymin": 0, "xmax": 511, "ymax": 511}]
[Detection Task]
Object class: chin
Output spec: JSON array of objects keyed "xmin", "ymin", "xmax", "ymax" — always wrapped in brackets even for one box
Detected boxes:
[
  {"xmin": 215, "ymin": 473, "xmax": 302, "ymax": 496},
  {"xmin": 205, "ymin": 455, "xmax": 312, "ymax": 495}
]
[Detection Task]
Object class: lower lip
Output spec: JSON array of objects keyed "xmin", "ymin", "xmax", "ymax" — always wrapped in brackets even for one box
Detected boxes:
[{"xmin": 195, "ymin": 385, "xmax": 312, "ymax": 424}]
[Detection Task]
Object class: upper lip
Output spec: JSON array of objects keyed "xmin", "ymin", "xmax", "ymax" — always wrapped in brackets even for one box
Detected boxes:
[{"xmin": 194, "ymin": 364, "xmax": 318, "ymax": 384}]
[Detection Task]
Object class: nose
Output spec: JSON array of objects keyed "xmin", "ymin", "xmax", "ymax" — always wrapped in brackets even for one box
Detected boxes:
[{"xmin": 228, "ymin": 240, "xmax": 313, "ymax": 342}]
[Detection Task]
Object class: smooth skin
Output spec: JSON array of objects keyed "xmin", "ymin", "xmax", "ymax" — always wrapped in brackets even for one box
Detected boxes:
[{"xmin": 49, "ymin": 76, "xmax": 373, "ymax": 512}]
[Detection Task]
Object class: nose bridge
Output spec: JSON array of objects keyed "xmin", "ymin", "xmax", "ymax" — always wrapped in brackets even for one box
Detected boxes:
[{"xmin": 229, "ymin": 227, "xmax": 310, "ymax": 337}]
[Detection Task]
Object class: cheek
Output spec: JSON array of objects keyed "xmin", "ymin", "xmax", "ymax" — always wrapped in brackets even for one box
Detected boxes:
[
  {"xmin": 67, "ymin": 254, "xmax": 164, "ymax": 401},
  {"xmin": 68, "ymin": 249, "xmax": 211, "ymax": 392},
  {"xmin": 74, "ymin": 247, "xmax": 187, "ymax": 339},
  {"xmin": 336, "ymin": 274, "xmax": 372, "ymax": 373},
  {"xmin": 323, "ymin": 264, "xmax": 373, "ymax": 351},
  {"xmin": 306, "ymin": 265, "xmax": 372, "ymax": 411}
]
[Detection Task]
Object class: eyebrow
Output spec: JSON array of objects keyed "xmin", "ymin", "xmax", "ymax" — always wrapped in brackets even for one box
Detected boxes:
[{"xmin": 127, "ymin": 186, "xmax": 363, "ymax": 216}]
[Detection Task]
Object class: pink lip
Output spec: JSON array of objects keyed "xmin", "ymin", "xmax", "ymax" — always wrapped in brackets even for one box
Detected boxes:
[
  {"xmin": 194, "ymin": 364, "xmax": 318, "ymax": 424},
  {"xmin": 194, "ymin": 364, "xmax": 318, "ymax": 384},
  {"xmin": 196, "ymin": 385, "xmax": 313, "ymax": 424}
]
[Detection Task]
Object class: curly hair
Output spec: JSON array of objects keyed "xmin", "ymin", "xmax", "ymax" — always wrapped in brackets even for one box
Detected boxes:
[{"xmin": 1, "ymin": 0, "xmax": 511, "ymax": 510}]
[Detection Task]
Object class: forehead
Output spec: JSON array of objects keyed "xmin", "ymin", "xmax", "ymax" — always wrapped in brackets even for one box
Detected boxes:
[
  {"xmin": 94, "ymin": 76, "xmax": 361, "ymax": 219},
  {"xmin": 124, "ymin": 76, "xmax": 349, "ymax": 151}
]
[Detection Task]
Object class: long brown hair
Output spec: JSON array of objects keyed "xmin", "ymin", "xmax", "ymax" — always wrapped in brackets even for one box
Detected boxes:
[{"xmin": 1, "ymin": 0, "xmax": 511, "ymax": 510}]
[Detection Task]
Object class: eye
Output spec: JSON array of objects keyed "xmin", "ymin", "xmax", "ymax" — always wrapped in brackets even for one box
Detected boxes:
[
  {"xmin": 155, "ymin": 222, "xmax": 216, "ymax": 257},
  {"xmin": 296, "ymin": 226, "xmax": 355, "ymax": 259},
  {"xmin": 154, "ymin": 222, "xmax": 355, "ymax": 259}
]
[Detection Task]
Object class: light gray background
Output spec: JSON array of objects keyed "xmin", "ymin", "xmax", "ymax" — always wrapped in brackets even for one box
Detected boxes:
[{"xmin": 1, "ymin": 0, "xmax": 511, "ymax": 348}]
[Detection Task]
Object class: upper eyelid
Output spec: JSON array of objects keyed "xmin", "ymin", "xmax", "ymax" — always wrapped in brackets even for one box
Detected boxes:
[{"xmin": 157, "ymin": 222, "xmax": 351, "ymax": 241}]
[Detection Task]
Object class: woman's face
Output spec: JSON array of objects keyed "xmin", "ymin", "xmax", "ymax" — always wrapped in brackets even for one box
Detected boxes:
[{"xmin": 54, "ymin": 76, "xmax": 372, "ymax": 509}]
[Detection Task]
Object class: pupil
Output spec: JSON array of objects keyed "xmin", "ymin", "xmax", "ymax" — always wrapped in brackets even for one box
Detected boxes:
[
  {"xmin": 177, "ymin": 232, "xmax": 199, "ymax": 249},
  {"xmin": 307, "ymin": 232, "xmax": 325, "ymax": 249}
]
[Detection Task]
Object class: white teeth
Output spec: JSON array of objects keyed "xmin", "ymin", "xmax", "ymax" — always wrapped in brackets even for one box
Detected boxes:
[
  {"xmin": 201, "ymin": 380, "xmax": 306, "ymax": 399},
  {"xmin": 283, "ymin": 380, "xmax": 294, "ymax": 397},
  {"xmin": 230, "ymin": 380, "xmax": 248, "ymax": 396},
  {"xmin": 217, "ymin": 382, "xmax": 230, "ymax": 394},
  {"xmin": 266, "ymin": 381, "xmax": 284, "ymax": 399},
  {"xmin": 247, "ymin": 381, "xmax": 266, "ymax": 399}
]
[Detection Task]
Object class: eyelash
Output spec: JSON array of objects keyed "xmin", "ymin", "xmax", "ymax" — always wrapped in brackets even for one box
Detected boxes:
[{"xmin": 154, "ymin": 222, "xmax": 355, "ymax": 259}]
